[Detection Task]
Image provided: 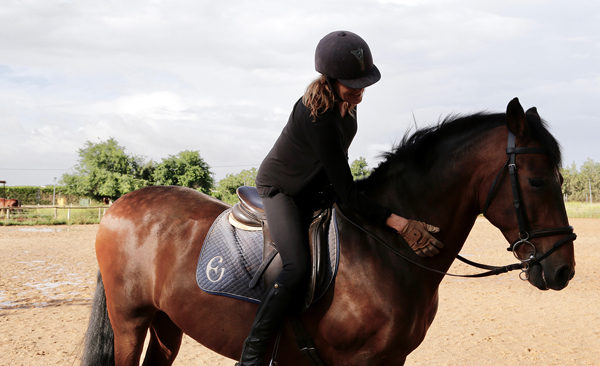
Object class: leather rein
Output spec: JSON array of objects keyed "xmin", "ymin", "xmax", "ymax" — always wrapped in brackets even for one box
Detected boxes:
[{"xmin": 340, "ymin": 131, "xmax": 577, "ymax": 280}]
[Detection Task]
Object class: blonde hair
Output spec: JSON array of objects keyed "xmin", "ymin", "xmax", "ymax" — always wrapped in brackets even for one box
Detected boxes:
[{"xmin": 302, "ymin": 75, "xmax": 356, "ymax": 121}]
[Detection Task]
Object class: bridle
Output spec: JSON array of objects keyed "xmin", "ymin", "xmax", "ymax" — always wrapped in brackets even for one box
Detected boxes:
[
  {"xmin": 480, "ymin": 130, "xmax": 577, "ymax": 280},
  {"xmin": 338, "ymin": 129, "xmax": 576, "ymax": 280}
]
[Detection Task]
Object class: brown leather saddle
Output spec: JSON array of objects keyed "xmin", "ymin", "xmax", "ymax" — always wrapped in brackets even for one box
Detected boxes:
[{"xmin": 229, "ymin": 186, "xmax": 335, "ymax": 310}]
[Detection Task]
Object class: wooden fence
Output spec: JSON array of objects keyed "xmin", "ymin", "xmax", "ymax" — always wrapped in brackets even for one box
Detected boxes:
[{"xmin": 1, "ymin": 205, "xmax": 110, "ymax": 222}]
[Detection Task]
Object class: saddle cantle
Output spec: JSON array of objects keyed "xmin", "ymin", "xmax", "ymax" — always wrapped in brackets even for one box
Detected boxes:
[
  {"xmin": 235, "ymin": 186, "xmax": 267, "ymax": 222},
  {"xmin": 228, "ymin": 186, "xmax": 266, "ymax": 230},
  {"xmin": 198, "ymin": 186, "xmax": 339, "ymax": 310}
]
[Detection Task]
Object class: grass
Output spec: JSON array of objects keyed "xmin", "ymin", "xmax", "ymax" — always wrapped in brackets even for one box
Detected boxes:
[
  {"xmin": 565, "ymin": 201, "xmax": 600, "ymax": 219},
  {"xmin": 0, "ymin": 206, "xmax": 104, "ymax": 226}
]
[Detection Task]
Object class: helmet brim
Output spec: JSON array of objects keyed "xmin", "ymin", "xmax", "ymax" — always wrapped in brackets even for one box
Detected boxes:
[{"xmin": 337, "ymin": 64, "xmax": 381, "ymax": 89}]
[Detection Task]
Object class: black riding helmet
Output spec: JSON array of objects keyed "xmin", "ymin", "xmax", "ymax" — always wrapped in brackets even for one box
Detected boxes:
[{"xmin": 315, "ymin": 31, "xmax": 381, "ymax": 89}]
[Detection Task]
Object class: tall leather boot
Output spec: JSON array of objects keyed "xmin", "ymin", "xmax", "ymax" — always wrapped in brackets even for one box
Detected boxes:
[{"xmin": 236, "ymin": 282, "xmax": 292, "ymax": 366}]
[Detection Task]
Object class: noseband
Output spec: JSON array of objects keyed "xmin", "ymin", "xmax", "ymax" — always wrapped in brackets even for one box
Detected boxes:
[{"xmin": 482, "ymin": 131, "xmax": 577, "ymax": 280}]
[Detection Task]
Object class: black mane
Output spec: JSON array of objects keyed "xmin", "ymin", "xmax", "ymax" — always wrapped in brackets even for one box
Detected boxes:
[{"xmin": 359, "ymin": 111, "xmax": 562, "ymax": 190}]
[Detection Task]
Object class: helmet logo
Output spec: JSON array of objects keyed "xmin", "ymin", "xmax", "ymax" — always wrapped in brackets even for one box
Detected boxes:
[{"xmin": 351, "ymin": 48, "xmax": 365, "ymax": 71}]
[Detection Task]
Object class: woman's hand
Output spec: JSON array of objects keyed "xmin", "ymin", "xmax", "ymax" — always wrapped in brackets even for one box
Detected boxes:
[{"xmin": 386, "ymin": 214, "xmax": 444, "ymax": 257}]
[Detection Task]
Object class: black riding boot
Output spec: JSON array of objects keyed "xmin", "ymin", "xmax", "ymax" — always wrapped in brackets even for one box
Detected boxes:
[{"xmin": 236, "ymin": 282, "xmax": 292, "ymax": 366}]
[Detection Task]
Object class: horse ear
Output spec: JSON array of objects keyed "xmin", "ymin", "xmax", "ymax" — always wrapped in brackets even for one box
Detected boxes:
[
  {"xmin": 526, "ymin": 106, "xmax": 539, "ymax": 117},
  {"xmin": 506, "ymin": 97, "xmax": 530, "ymax": 140}
]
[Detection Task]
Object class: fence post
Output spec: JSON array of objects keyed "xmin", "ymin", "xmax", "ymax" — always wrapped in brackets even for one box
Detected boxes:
[
  {"xmin": 98, "ymin": 208, "xmax": 101, "ymax": 220},
  {"xmin": 54, "ymin": 207, "xmax": 58, "ymax": 219},
  {"xmin": 4, "ymin": 208, "xmax": 8, "ymax": 220},
  {"xmin": 68, "ymin": 207, "xmax": 71, "ymax": 222}
]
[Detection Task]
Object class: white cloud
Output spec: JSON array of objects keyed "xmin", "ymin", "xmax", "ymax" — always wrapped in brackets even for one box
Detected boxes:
[
  {"xmin": 0, "ymin": 0, "xmax": 599, "ymax": 186},
  {"xmin": 100, "ymin": 92, "xmax": 187, "ymax": 115}
]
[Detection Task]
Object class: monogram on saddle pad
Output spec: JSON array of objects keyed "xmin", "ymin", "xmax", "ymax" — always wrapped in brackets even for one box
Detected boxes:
[{"xmin": 196, "ymin": 186, "xmax": 339, "ymax": 310}]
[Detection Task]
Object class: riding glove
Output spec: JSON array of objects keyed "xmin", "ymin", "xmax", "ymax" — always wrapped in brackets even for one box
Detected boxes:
[{"xmin": 400, "ymin": 220, "xmax": 444, "ymax": 257}]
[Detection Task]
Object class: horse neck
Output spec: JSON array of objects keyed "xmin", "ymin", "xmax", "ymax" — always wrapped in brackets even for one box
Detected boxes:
[{"xmin": 360, "ymin": 127, "xmax": 504, "ymax": 278}]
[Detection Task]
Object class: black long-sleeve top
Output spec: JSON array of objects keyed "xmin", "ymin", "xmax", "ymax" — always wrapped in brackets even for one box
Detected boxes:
[{"xmin": 256, "ymin": 98, "xmax": 392, "ymax": 225}]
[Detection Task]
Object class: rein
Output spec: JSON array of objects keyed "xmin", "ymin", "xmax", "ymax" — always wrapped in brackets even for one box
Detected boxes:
[
  {"xmin": 338, "ymin": 130, "xmax": 576, "ymax": 280},
  {"xmin": 336, "ymin": 207, "xmax": 523, "ymax": 278}
]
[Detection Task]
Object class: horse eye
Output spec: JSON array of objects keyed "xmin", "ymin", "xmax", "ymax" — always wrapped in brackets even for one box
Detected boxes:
[{"xmin": 528, "ymin": 178, "xmax": 544, "ymax": 189}]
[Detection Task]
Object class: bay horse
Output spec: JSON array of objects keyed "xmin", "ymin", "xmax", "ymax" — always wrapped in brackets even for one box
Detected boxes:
[
  {"xmin": 82, "ymin": 98, "xmax": 575, "ymax": 366},
  {"xmin": 0, "ymin": 198, "xmax": 21, "ymax": 216},
  {"xmin": 0, "ymin": 198, "xmax": 20, "ymax": 207}
]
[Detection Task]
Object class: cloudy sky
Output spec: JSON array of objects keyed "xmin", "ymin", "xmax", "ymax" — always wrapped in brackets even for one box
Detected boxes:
[{"xmin": 1, "ymin": 0, "xmax": 598, "ymax": 187}]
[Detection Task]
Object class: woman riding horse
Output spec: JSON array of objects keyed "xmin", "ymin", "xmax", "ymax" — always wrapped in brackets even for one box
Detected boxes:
[{"xmin": 237, "ymin": 30, "xmax": 444, "ymax": 366}]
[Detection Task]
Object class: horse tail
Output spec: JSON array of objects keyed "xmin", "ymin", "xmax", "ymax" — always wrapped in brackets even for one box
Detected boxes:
[{"xmin": 81, "ymin": 271, "xmax": 115, "ymax": 366}]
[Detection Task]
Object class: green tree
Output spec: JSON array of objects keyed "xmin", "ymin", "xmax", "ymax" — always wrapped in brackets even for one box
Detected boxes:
[
  {"xmin": 350, "ymin": 157, "xmax": 371, "ymax": 180},
  {"xmin": 560, "ymin": 162, "xmax": 578, "ymax": 200},
  {"xmin": 579, "ymin": 158, "xmax": 600, "ymax": 202},
  {"xmin": 561, "ymin": 159, "xmax": 600, "ymax": 202},
  {"xmin": 153, "ymin": 150, "xmax": 214, "ymax": 194},
  {"xmin": 60, "ymin": 138, "xmax": 152, "ymax": 201},
  {"xmin": 212, "ymin": 168, "xmax": 257, "ymax": 205}
]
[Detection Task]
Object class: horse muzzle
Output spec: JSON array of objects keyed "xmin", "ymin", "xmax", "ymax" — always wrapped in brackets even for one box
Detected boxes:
[
  {"xmin": 527, "ymin": 260, "xmax": 575, "ymax": 291},
  {"xmin": 511, "ymin": 231, "xmax": 576, "ymax": 291}
]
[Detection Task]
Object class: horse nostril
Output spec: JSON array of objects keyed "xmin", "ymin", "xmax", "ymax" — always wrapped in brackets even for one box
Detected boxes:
[
  {"xmin": 568, "ymin": 268, "xmax": 575, "ymax": 280},
  {"xmin": 555, "ymin": 265, "xmax": 574, "ymax": 288}
]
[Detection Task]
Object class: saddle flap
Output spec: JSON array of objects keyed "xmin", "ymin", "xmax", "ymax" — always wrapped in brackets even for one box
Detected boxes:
[
  {"xmin": 304, "ymin": 208, "xmax": 333, "ymax": 308},
  {"xmin": 262, "ymin": 206, "xmax": 336, "ymax": 311}
]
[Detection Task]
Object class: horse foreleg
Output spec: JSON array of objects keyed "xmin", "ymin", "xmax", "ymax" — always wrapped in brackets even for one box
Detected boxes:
[{"xmin": 141, "ymin": 311, "xmax": 183, "ymax": 366}]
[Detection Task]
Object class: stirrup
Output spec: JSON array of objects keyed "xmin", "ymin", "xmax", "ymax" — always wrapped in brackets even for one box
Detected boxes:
[{"xmin": 268, "ymin": 326, "xmax": 283, "ymax": 366}]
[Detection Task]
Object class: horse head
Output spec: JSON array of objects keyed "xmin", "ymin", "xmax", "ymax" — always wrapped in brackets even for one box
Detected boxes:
[
  {"xmin": 479, "ymin": 98, "xmax": 575, "ymax": 290},
  {"xmin": 360, "ymin": 97, "xmax": 575, "ymax": 291}
]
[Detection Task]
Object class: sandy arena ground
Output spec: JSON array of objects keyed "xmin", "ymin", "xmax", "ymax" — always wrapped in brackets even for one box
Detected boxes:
[{"xmin": 0, "ymin": 217, "xmax": 598, "ymax": 365}]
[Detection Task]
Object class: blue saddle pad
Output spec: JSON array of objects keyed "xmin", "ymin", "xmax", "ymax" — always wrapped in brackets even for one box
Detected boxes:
[{"xmin": 196, "ymin": 208, "xmax": 340, "ymax": 304}]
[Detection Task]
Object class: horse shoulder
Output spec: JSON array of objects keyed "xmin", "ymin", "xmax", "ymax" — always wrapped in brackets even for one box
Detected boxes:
[{"xmin": 311, "ymin": 211, "xmax": 441, "ymax": 364}]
